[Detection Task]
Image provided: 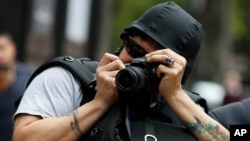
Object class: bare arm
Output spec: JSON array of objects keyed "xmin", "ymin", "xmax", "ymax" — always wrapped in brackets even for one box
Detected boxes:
[
  {"xmin": 165, "ymin": 89, "xmax": 229, "ymax": 141},
  {"xmin": 13, "ymin": 53, "xmax": 125, "ymax": 141},
  {"xmin": 146, "ymin": 49, "xmax": 229, "ymax": 141},
  {"xmin": 13, "ymin": 99, "xmax": 109, "ymax": 141}
]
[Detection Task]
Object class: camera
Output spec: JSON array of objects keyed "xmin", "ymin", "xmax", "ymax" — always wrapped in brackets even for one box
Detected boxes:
[
  {"xmin": 116, "ymin": 57, "xmax": 160, "ymax": 95},
  {"xmin": 115, "ymin": 57, "xmax": 161, "ymax": 117}
]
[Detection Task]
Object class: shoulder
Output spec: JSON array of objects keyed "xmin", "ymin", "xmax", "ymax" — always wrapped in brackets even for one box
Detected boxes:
[
  {"xmin": 209, "ymin": 98, "xmax": 250, "ymax": 129},
  {"xmin": 16, "ymin": 66, "xmax": 83, "ymax": 118},
  {"xmin": 28, "ymin": 66, "xmax": 79, "ymax": 89},
  {"xmin": 209, "ymin": 98, "xmax": 250, "ymax": 114}
]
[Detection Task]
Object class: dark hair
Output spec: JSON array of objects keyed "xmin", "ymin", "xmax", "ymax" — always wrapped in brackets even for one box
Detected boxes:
[{"xmin": 0, "ymin": 26, "xmax": 14, "ymax": 42}]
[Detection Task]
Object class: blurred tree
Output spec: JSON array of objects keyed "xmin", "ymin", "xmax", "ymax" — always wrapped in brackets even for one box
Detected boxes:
[{"xmin": 197, "ymin": 0, "xmax": 250, "ymax": 86}]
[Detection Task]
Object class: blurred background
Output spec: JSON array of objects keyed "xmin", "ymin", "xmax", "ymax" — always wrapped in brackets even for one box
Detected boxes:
[{"xmin": 1, "ymin": 0, "xmax": 249, "ymax": 109}]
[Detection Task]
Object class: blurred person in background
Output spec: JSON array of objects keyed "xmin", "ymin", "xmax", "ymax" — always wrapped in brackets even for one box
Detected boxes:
[
  {"xmin": 0, "ymin": 27, "xmax": 34, "ymax": 141},
  {"xmin": 222, "ymin": 69, "xmax": 247, "ymax": 105}
]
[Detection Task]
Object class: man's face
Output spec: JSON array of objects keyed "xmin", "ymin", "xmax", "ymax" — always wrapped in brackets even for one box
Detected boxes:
[
  {"xmin": 0, "ymin": 35, "xmax": 16, "ymax": 73},
  {"xmin": 118, "ymin": 35, "xmax": 160, "ymax": 63}
]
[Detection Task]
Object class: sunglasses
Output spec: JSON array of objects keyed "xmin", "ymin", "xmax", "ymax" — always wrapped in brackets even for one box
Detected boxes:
[{"xmin": 125, "ymin": 36, "xmax": 148, "ymax": 58}]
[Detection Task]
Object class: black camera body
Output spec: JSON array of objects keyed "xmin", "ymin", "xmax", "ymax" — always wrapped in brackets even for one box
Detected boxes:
[
  {"xmin": 116, "ymin": 57, "xmax": 160, "ymax": 95},
  {"xmin": 116, "ymin": 57, "xmax": 161, "ymax": 117}
]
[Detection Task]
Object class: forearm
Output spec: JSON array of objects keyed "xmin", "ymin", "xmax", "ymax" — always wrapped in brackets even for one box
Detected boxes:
[
  {"xmin": 13, "ymin": 115, "xmax": 76, "ymax": 141},
  {"xmin": 76, "ymin": 98, "xmax": 110, "ymax": 133},
  {"xmin": 13, "ymin": 100, "xmax": 109, "ymax": 141},
  {"xmin": 164, "ymin": 90, "xmax": 229, "ymax": 141}
]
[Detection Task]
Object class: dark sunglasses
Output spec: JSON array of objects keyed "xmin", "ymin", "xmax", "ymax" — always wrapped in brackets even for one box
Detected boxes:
[{"xmin": 125, "ymin": 36, "xmax": 148, "ymax": 58}]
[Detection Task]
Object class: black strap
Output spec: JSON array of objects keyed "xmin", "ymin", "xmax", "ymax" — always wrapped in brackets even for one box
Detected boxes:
[
  {"xmin": 27, "ymin": 56, "xmax": 96, "ymax": 88},
  {"xmin": 145, "ymin": 120, "xmax": 157, "ymax": 141},
  {"xmin": 15, "ymin": 56, "xmax": 98, "ymax": 108},
  {"xmin": 130, "ymin": 118, "xmax": 197, "ymax": 141}
]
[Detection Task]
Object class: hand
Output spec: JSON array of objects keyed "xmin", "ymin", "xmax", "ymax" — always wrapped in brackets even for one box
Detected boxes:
[
  {"xmin": 94, "ymin": 53, "xmax": 125, "ymax": 108},
  {"xmin": 145, "ymin": 49, "xmax": 187, "ymax": 98}
]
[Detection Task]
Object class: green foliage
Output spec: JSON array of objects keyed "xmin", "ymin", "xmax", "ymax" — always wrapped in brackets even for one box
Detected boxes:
[{"xmin": 230, "ymin": 0, "xmax": 247, "ymax": 40}]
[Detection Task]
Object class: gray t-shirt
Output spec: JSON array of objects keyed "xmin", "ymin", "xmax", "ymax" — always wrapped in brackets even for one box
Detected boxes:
[{"xmin": 14, "ymin": 67, "xmax": 83, "ymax": 119}]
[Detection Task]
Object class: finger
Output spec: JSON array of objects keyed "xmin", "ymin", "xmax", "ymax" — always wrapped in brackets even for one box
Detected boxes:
[
  {"xmin": 156, "ymin": 64, "xmax": 172, "ymax": 78},
  {"xmin": 146, "ymin": 54, "xmax": 175, "ymax": 66},
  {"xmin": 106, "ymin": 70, "xmax": 121, "ymax": 78},
  {"xmin": 156, "ymin": 63, "xmax": 185, "ymax": 79},
  {"xmin": 146, "ymin": 48, "xmax": 184, "ymax": 61},
  {"xmin": 99, "ymin": 53, "xmax": 120, "ymax": 66},
  {"xmin": 98, "ymin": 53, "xmax": 125, "ymax": 72},
  {"xmin": 146, "ymin": 50, "xmax": 186, "ymax": 68},
  {"xmin": 164, "ymin": 56, "xmax": 174, "ymax": 66},
  {"xmin": 103, "ymin": 60, "xmax": 125, "ymax": 71},
  {"xmin": 146, "ymin": 48, "xmax": 174, "ymax": 56},
  {"xmin": 97, "ymin": 61, "xmax": 125, "ymax": 76}
]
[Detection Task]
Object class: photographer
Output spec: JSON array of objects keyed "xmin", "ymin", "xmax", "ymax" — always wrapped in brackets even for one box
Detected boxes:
[{"xmin": 13, "ymin": 1, "xmax": 229, "ymax": 141}]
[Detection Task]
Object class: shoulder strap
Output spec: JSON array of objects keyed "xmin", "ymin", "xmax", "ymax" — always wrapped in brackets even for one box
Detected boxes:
[
  {"xmin": 26, "ymin": 56, "xmax": 97, "ymax": 88},
  {"xmin": 15, "ymin": 56, "xmax": 98, "ymax": 108}
]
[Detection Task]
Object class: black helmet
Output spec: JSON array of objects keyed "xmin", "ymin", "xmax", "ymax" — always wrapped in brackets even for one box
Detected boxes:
[{"xmin": 120, "ymin": 1, "xmax": 204, "ymax": 84}]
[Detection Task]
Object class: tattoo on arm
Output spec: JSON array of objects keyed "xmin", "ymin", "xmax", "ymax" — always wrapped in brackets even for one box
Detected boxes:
[
  {"xmin": 70, "ymin": 110, "xmax": 83, "ymax": 137},
  {"xmin": 184, "ymin": 116, "xmax": 229, "ymax": 141}
]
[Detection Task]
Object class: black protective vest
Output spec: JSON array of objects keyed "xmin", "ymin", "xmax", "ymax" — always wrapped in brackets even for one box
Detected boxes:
[{"xmin": 17, "ymin": 55, "xmax": 208, "ymax": 141}]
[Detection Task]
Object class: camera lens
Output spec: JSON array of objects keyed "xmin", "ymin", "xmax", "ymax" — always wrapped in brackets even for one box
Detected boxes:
[
  {"xmin": 117, "ymin": 71, "xmax": 134, "ymax": 88},
  {"xmin": 116, "ymin": 66, "xmax": 146, "ymax": 93}
]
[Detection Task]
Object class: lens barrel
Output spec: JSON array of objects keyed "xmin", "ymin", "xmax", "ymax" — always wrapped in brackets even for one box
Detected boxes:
[{"xmin": 116, "ymin": 66, "xmax": 146, "ymax": 93}]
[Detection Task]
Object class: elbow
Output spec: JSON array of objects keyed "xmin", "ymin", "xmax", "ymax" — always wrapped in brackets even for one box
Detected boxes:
[
  {"xmin": 12, "ymin": 128, "xmax": 29, "ymax": 141},
  {"xmin": 13, "ymin": 114, "xmax": 42, "ymax": 141}
]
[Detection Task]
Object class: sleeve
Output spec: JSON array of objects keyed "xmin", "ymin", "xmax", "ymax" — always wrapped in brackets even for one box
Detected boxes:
[
  {"xmin": 14, "ymin": 66, "xmax": 83, "ymax": 119},
  {"xmin": 209, "ymin": 98, "xmax": 250, "ymax": 130}
]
